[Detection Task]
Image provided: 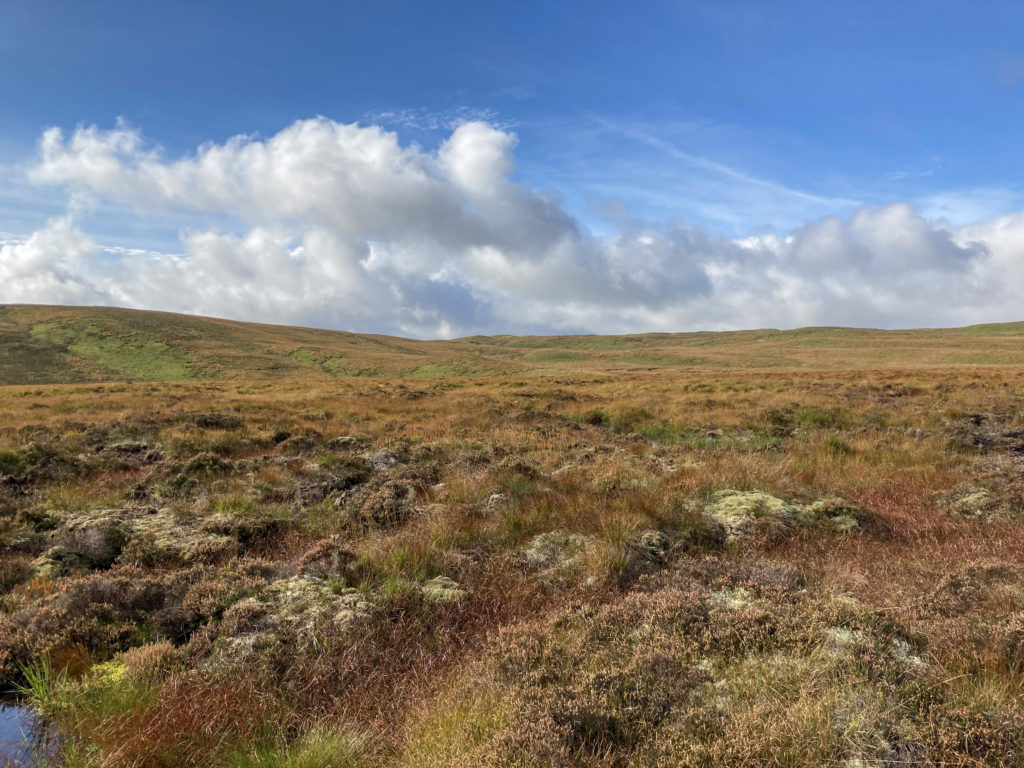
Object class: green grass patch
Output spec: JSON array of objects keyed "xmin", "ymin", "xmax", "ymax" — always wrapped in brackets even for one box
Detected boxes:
[
  {"xmin": 289, "ymin": 348, "xmax": 318, "ymax": 365},
  {"xmin": 635, "ymin": 421, "xmax": 685, "ymax": 443},
  {"xmin": 824, "ymin": 435, "xmax": 855, "ymax": 456},
  {"xmin": 0, "ymin": 450, "xmax": 27, "ymax": 477},
  {"xmin": 791, "ymin": 406, "xmax": 854, "ymax": 429},
  {"xmin": 222, "ymin": 725, "xmax": 368, "ymax": 768},
  {"xmin": 322, "ymin": 356, "xmax": 348, "ymax": 374},
  {"xmin": 609, "ymin": 407, "xmax": 653, "ymax": 433},
  {"xmin": 31, "ymin": 322, "xmax": 195, "ymax": 381},
  {"xmin": 957, "ymin": 321, "xmax": 1024, "ymax": 336},
  {"xmin": 403, "ymin": 362, "xmax": 492, "ymax": 378},
  {"xmin": 617, "ymin": 353, "xmax": 696, "ymax": 366},
  {"xmin": 521, "ymin": 349, "xmax": 586, "ymax": 363}
]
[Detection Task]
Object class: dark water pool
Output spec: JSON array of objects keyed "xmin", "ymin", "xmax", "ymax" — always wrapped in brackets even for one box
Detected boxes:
[{"xmin": 0, "ymin": 703, "xmax": 56, "ymax": 767}]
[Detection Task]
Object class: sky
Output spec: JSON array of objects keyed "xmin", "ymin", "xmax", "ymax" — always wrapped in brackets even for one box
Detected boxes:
[{"xmin": 2, "ymin": 0, "xmax": 1024, "ymax": 337}]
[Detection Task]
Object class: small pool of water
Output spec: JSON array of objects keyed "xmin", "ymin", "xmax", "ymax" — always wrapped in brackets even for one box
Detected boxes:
[{"xmin": 0, "ymin": 702, "xmax": 57, "ymax": 767}]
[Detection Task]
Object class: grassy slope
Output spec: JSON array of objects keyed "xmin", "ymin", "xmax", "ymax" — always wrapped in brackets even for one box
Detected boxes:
[{"xmin": 2, "ymin": 304, "xmax": 1024, "ymax": 385}]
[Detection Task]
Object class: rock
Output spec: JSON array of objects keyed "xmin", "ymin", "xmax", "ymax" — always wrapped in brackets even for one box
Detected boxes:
[
  {"xmin": 371, "ymin": 449, "xmax": 397, "ymax": 471},
  {"xmin": 484, "ymin": 493, "xmax": 508, "ymax": 512},
  {"xmin": 421, "ymin": 576, "xmax": 466, "ymax": 604}
]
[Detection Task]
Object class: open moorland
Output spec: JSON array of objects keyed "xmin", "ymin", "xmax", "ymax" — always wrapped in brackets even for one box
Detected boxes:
[
  {"xmin": 5, "ymin": 305, "xmax": 1024, "ymax": 385},
  {"xmin": 0, "ymin": 307, "xmax": 1023, "ymax": 766}
]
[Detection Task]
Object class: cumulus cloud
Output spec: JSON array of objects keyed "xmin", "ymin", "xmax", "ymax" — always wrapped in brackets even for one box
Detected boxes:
[
  {"xmin": 0, "ymin": 216, "xmax": 106, "ymax": 305},
  {"xmin": 2, "ymin": 116, "xmax": 1022, "ymax": 336}
]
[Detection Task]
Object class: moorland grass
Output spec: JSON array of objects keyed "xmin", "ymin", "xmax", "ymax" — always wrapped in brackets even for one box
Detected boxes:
[
  {"xmin": 0, "ymin": 342, "xmax": 1022, "ymax": 765},
  {"xmin": 7, "ymin": 304, "xmax": 1024, "ymax": 384}
]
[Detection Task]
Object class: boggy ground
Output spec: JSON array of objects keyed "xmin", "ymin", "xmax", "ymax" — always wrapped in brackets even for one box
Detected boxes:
[{"xmin": 0, "ymin": 368, "xmax": 1023, "ymax": 767}]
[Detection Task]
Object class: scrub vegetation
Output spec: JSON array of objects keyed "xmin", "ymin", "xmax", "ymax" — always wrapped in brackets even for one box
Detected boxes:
[{"xmin": 0, "ymin": 307, "xmax": 1022, "ymax": 766}]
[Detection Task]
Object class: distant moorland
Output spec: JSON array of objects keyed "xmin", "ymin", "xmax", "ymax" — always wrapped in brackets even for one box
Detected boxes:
[
  {"xmin": 3, "ymin": 304, "xmax": 1024, "ymax": 385},
  {"xmin": 0, "ymin": 305, "xmax": 1022, "ymax": 766}
]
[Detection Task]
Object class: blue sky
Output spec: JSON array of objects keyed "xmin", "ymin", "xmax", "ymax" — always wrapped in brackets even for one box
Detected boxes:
[{"xmin": 2, "ymin": 0, "xmax": 1024, "ymax": 335}]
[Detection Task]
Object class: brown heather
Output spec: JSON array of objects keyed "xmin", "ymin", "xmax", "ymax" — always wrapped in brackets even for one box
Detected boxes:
[{"xmin": 0, "ymin": 312, "xmax": 1022, "ymax": 765}]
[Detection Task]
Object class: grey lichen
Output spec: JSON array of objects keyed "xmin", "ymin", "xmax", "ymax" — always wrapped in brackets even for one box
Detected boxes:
[
  {"xmin": 704, "ymin": 490, "xmax": 804, "ymax": 543},
  {"xmin": 421, "ymin": 576, "xmax": 466, "ymax": 604}
]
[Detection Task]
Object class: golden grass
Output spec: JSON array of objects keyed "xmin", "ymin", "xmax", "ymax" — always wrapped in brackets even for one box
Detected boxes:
[
  {"xmin": 0, "ymin": 360, "xmax": 1022, "ymax": 765},
  {"xmin": 6, "ymin": 304, "xmax": 1024, "ymax": 385}
]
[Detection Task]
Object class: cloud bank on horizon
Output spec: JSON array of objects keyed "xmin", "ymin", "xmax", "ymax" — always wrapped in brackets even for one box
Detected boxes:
[{"xmin": 2, "ymin": 116, "xmax": 1024, "ymax": 338}]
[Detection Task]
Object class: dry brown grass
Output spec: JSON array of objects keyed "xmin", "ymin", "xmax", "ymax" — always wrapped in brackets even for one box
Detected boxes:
[{"xmin": 0, "ymin": 364, "xmax": 1022, "ymax": 766}]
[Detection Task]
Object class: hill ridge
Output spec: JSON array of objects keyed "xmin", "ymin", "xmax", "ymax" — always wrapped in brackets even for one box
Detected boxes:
[{"xmin": 2, "ymin": 304, "xmax": 1023, "ymax": 385}]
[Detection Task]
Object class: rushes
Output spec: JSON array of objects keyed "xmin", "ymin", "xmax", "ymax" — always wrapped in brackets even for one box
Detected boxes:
[{"xmin": 16, "ymin": 657, "xmax": 65, "ymax": 717}]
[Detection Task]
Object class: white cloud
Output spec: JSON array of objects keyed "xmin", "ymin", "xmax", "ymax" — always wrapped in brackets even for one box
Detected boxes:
[
  {"xmin": 2, "ymin": 116, "xmax": 1022, "ymax": 336},
  {"xmin": 0, "ymin": 216, "xmax": 107, "ymax": 304}
]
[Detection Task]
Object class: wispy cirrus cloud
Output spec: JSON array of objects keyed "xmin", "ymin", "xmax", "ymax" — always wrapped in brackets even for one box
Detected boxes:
[
  {"xmin": 606, "ymin": 120, "xmax": 861, "ymax": 209},
  {"xmin": 362, "ymin": 106, "xmax": 516, "ymax": 133}
]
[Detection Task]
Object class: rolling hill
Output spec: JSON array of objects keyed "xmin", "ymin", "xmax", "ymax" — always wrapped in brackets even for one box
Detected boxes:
[{"xmin": 2, "ymin": 303, "xmax": 1023, "ymax": 385}]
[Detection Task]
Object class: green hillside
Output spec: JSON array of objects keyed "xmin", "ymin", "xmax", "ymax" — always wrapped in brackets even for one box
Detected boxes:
[{"xmin": 2, "ymin": 303, "xmax": 1023, "ymax": 384}]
